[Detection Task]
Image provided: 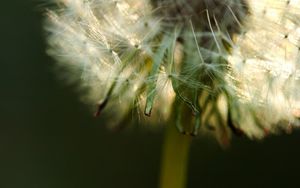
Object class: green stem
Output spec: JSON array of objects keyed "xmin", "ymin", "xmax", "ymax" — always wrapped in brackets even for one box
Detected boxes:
[{"xmin": 159, "ymin": 124, "xmax": 192, "ymax": 188}]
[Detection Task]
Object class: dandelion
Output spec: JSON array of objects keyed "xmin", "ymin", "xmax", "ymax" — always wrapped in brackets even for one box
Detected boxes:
[{"xmin": 44, "ymin": 0, "xmax": 300, "ymax": 188}]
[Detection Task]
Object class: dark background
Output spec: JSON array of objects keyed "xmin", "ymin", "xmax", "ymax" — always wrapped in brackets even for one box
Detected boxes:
[{"xmin": 1, "ymin": 1, "xmax": 300, "ymax": 188}]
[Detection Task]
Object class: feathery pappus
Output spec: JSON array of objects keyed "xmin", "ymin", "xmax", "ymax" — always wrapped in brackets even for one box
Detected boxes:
[{"xmin": 44, "ymin": 0, "xmax": 300, "ymax": 145}]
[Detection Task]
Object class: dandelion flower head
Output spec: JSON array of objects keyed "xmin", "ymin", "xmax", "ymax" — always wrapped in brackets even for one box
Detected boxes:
[{"xmin": 45, "ymin": 0, "xmax": 300, "ymax": 145}]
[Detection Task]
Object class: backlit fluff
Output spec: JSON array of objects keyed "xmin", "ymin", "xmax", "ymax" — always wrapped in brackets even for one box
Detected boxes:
[{"xmin": 45, "ymin": 0, "xmax": 300, "ymax": 145}]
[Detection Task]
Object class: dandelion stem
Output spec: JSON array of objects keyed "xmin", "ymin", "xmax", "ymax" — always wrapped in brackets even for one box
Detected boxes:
[{"xmin": 159, "ymin": 123, "xmax": 192, "ymax": 188}]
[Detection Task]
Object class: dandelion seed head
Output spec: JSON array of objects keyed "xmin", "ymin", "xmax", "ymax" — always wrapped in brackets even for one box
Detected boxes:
[{"xmin": 45, "ymin": 0, "xmax": 300, "ymax": 145}]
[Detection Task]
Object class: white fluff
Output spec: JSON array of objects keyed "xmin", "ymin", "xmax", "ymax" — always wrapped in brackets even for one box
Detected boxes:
[{"xmin": 45, "ymin": 0, "xmax": 300, "ymax": 143}]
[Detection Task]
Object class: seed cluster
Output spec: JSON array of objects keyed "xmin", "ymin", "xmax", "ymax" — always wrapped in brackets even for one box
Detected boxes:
[{"xmin": 45, "ymin": 0, "xmax": 300, "ymax": 145}]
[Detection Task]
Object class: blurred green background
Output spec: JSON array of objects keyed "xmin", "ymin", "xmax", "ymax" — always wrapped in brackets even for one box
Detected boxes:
[{"xmin": 1, "ymin": 1, "xmax": 300, "ymax": 188}]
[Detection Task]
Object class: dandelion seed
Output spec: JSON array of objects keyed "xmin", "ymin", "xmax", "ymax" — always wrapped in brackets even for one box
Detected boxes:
[{"xmin": 45, "ymin": 0, "xmax": 300, "ymax": 145}]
